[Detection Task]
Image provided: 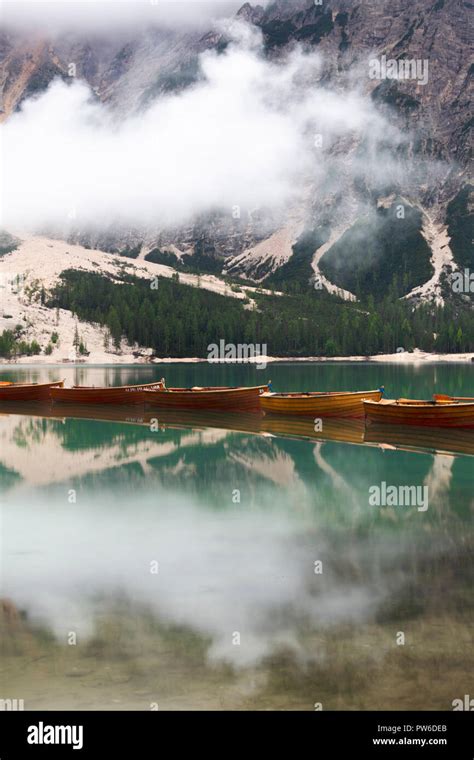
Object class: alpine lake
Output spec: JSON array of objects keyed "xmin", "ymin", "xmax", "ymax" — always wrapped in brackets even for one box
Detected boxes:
[{"xmin": 0, "ymin": 362, "xmax": 472, "ymax": 710}]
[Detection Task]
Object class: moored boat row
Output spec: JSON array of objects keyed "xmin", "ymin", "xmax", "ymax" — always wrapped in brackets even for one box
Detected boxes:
[
  {"xmin": 0, "ymin": 378, "xmax": 473, "ymax": 427},
  {"xmin": 0, "ymin": 379, "xmax": 267, "ymax": 412},
  {"xmin": 52, "ymin": 383, "xmax": 267, "ymax": 411}
]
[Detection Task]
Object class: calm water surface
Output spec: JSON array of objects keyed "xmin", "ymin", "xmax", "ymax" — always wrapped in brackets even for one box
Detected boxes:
[{"xmin": 0, "ymin": 364, "xmax": 473, "ymax": 710}]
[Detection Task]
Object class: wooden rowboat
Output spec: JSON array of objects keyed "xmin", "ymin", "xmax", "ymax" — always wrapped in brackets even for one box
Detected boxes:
[
  {"xmin": 259, "ymin": 389, "xmax": 384, "ymax": 417},
  {"xmin": 0, "ymin": 380, "xmax": 64, "ymax": 401},
  {"xmin": 143, "ymin": 385, "xmax": 268, "ymax": 412},
  {"xmin": 364, "ymin": 398, "xmax": 474, "ymax": 428},
  {"xmin": 50, "ymin": 380, "xmax": 164, "ymax": 405}
]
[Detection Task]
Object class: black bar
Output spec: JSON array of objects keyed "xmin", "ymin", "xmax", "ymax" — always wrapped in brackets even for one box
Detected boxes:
[{"xmin": 0, "ymin": 710, "xmax": 472, "ymax": 757}]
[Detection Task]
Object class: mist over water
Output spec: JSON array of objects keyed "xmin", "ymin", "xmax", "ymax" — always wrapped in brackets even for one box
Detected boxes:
[
  {"xmin": 3, "ymin": 487, "xmax": 381, "ymax": 665},
  {"xmin": 0, "ymin": 364, "xmax": 473, "ymax": 708}
]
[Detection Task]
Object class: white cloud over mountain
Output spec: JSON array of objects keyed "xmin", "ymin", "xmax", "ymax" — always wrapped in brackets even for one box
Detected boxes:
[
  {"xmin": 2, "ymin": 21, "xmax": 401, "ymax": 232},
  {"xmin": 1, "ymin": 0, "xmax": 243, "ymax": 32}
]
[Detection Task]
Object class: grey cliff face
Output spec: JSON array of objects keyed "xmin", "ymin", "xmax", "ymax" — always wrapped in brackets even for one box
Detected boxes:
[{"xmin": 0, "ymin": 1, "xmax": 472, "ymax": 289}]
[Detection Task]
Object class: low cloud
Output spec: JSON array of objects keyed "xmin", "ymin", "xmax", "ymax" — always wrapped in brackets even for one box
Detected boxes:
[
  {"xmin": 2, "ymin": 22, "xmax": 404, "ymax": 233},
  {"xmin": 1, "ymin": 0, "xmax": 243, "ymax": 32}
]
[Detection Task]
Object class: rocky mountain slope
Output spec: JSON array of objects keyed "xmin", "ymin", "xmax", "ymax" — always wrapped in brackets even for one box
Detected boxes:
[
  {"xmin": 0, "ymin": 0, "xmax": 472, "ymax": 306},
  {"xmin": 0, "ymin": 232, "xmax": 279, "ymax": 362}
]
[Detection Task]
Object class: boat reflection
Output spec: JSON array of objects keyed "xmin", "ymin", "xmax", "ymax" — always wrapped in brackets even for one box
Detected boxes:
[
  {"xmin": 0, "ymin": 402, "xmax": 366, "ymax": 443},
  {"xmin": 1, "ymin": 401, "xmax": 473, "ymax": 458},
  {"xmin": 365, "ymin": 423, "xmax": 474, "ymax": 458},
  {"xmin": 261, "ymin": 414, "xmax": 366, "ymax": 446}
]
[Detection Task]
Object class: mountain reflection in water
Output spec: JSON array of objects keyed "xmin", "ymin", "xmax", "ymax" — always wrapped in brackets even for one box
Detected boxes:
[{"xmin": 0, "ymin": 366, "xmax": 473, "ymax": 710}]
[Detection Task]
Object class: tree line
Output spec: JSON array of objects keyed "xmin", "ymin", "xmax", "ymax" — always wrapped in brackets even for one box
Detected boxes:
[{"xmin": 43, "ymin": 269, "xmax": 474, "ymax": 358}]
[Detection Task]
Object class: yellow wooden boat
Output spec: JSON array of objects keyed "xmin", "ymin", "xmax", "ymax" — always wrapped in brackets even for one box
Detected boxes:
[
  {"xmin": 364, "ymin": 398, "xmax": 474, "ymax": 428},
  {"xmin": 259, "ymin": 388, "xmax": 384, "ymax": 417}
]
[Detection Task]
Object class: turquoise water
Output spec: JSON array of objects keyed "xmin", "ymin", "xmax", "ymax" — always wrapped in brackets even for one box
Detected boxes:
[
  {"xmin": 1, "ymin": 360, "xmax": 473, "ymax": 398},
  {"xmin": 0, "ymin": 364, "xmax": 472, "ymax": 710}
]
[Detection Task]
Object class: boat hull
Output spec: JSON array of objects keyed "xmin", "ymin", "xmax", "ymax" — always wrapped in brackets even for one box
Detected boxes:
[
  {"xmin": 364, "ymin": 399, "xmax": 474, "ymax": 428},
  {"xmin": 51, "ymin": 382, "xmax": 163, "ymax": 405},
  {"xmin": 0, "ymin": 380, "xmax": 64, "ymax": 401},
  {"xmin": 143, "ymin": 385, "xmax": 266, "ymax": 412},
  {"xmin": 260, "ymin": 389, "xmax": 383, "ymax": 417}
]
